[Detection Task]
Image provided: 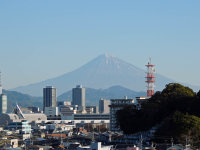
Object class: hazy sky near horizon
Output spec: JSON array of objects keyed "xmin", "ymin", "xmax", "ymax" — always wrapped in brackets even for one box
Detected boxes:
[{"xmin": 0, "ymin": 1, "xmax": 200, "ymax": 89}]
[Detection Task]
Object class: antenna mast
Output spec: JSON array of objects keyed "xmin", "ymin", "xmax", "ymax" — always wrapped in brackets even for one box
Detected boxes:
[{"xmin": 145, "ymin": 58, "xmax": 156, "ymax": 97}]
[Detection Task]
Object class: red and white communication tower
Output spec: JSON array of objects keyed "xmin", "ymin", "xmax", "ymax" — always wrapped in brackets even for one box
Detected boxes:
[{"xmin": 145, "ymin": 58, "xmax": 156, "ymax": 97}]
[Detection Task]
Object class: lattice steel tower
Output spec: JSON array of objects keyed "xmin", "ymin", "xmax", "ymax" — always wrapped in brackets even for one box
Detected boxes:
[{"xmin": 145, "ymin": 58, "xmax": 155, "ymax": 97}]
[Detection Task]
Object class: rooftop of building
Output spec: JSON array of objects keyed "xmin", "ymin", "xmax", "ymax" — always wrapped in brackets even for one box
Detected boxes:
[
  {"xmin": 0, "ymin": 113, "xmax": 47, "ymax": 125},
  {"xmin": 45, "ymin": 86, "xmax": 55, "ymax": 88},
  {"xmin": 47, "ymin": 133, "xmax": 67, "ymax": 138}
]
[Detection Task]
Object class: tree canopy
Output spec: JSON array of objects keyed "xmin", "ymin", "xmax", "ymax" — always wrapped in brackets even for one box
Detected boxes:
[{"xmin": 116, "ymin": 83, "xmax": 200, "ymax": 146}]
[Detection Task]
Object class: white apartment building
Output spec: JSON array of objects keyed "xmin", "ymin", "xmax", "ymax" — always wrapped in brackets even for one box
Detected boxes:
[
  {"xmin": 45, "ymin": 107, "xmax": 59, "ymax": 116},
  {"xmin": 99, "ymin": 99, "xmax": 110, "ymax": 114},
  {"xmin": 60, "ymin": 105, "xmax": 77, "ymax": 120}
]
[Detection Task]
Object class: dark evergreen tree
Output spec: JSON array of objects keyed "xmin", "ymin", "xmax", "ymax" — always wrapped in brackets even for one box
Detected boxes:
[{"xmin": 116, "ymin": 83, "xmax": 200, "ymax": 146}]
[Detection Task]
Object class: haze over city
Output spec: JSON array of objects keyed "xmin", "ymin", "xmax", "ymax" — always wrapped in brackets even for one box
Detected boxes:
[
  {"xmin": 0, "ymin": 1, "xmax": 200, "ymax": 90},
  {"xmin": 1, "ymin": 1, "xmax": 200, "ymax": 150}
]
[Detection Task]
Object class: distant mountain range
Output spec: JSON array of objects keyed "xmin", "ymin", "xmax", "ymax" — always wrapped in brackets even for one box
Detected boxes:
[
  {"xmin": 11, "ymin": 54, "xmax": 200, "ymax": 96},
  {"xmin": 58, "ymin": 85, "xmax": 146, "ymax": 106},
  {"xmin": 2, "ymin": 89, "xmax": 42, "ymax": 112},
  {"xmin": 4, "ymin": 85, "xmax": 146, "ymax": 112}
]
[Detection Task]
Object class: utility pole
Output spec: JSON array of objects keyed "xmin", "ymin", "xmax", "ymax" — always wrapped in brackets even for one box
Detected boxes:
[
  {"xmin": 171, "ymin": 137, "xmax": 174, "ymax": 147},
  {"xmin": 60, "ymin": 130, "xmax": 63, "ymax": 145},
  {"xmin": 140, "ymin": 134, "xmax": 143, "ymax": 150},
  {"xmin": 185, "ymin": 136, "xmax": 189, "ymax": 149}
]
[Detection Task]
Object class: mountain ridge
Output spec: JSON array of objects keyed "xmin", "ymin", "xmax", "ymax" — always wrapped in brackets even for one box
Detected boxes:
[
  {"xmin": 4, "ymin": 85, "xmax": 146, "ymax": 111},
  {"xmin": 57, "ymin": 85, "xmax": 146, "ymax": 106},
  {"xmin": 11, "ymin": 54, "xmax": 200, "ymax": 96}
]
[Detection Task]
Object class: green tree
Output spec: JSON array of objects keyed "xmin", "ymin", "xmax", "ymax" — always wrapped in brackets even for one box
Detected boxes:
[
  {"xmin": 155, "ymin": 111, "xmax": 200, "ymax": 146},
  {"xmin": 116, "ymin": 83, "xmax": 200, "ymax": 146}
]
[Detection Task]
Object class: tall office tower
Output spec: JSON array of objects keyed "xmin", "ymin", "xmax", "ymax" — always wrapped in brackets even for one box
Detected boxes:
[
  {"xmin": 0, "ymin": 72, "xmax": 7, "ymax": 114},
  {"xmin": 0, "ymin": 94, "xmax": 7, "ymax": 114},
  {"xmin": 99, "ymin": 99, "xmax": 110, "ymax": 114},
  {"xmin": 0, "ymin": 72, "xmax": 2, "ymax": 95},
  {"xmin": 72, "ymin": 85, "xmax": 85, "ymax": 110},
  {"xmin": 43, "ymin": 86, "xmax": 57, "ymax": 111}
]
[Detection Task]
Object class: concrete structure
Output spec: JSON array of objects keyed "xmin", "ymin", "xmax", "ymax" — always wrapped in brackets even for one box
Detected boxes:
[
  {"xmin": 8, "ymin": 120, "xmax": 31, "ymax": 134},
  {"xmin": 0, "ymin": 72, "xmax": 7, "ymax": 114},
  {"xmin": 86, "ymin": 106, "xmax": 98, "ymax": 114},
  {"xmin": 85, "ymin": 107, "xmax": 94, "ymax": 114},
  {"xmin": 109, "ymin": 97, "xmax": 135, "ymax": 132},
  {"xmin": 43, "ymin": 86, "xmax": 57, "ymax": 111},
  {"xmin": 57, "ymin": 101, "xmax": 71, "ymax": 107},
  {"xmin": 19, "ymin": 113, "xmax": 47, "ymax": 122},
  {"xmin": 0, "ymin": 94, "xmax": 7, "ymax": 114},
  {"xmin": 72, "ymin": 85, "xmax": 85, "ymax": 110},
  {"xmin": 8, "ymin": 138, "xmax": 19, "ymax": 148},
  {"xmin": 0, "ymin": 113, "xmax": 47, "ymax": 126},
  {"xmin": 27, "ymin": 106, "xmax": 41, "ymax": 113},
  {"xmin": 21, "ymin": 133, "xmax": 31, "ymax": 140},
  {"xmin": 135, "ymin": 97, "xmax": 148, "ymax": 110},
  {"xmin": 99, "ymin": 99, "xmax": 110, "ymax": 114},
  {"xmin": 0, "ymin": 138, "xmax": 19, "ymax": 149},
  {"xmin": 60, "ymin": 104, "xmax": 109, "ymax": 120},
  {"xmin": 136, "ymin": 97, "xmax": 148, "ymax": 102},
  {"xmin": 74, "ymin": 114, "xmax": 109, "ymax": 120},
  {"xmin": 44, "ymin": 107, "xmax": 59, "ymax": 116},
  {"xmin": 45, "ymin": 123, "xmax": 75, "ymax": 133},
  {"xmin": 77, "ymin": 142, "xmax": 113, "ymax": 150},
  {"xmin": 0, "ymin": 72, "xmax": 2, "ymax": 95},
  {"xmin": 0, "ymin": 113, "xmax": 108, "ymax": 123},
  {"xmin": 60, "ymin": 105, "xmax": 77, "ymax": 120}
]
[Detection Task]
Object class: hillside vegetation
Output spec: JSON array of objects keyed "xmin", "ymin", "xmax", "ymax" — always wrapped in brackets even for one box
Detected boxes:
[
  {"xmin": 3, "ymin": 89, "xmax": 42, "ymax": 112},
  {"xmin": 116, "ymin": 83, "xmax": 200, "ymax": 146}
]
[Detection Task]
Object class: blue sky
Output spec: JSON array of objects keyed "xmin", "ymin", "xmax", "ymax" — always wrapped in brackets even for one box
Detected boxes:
[{"xmin": 0, "ymin": 1, "xmax": 200, "ymax": 89}]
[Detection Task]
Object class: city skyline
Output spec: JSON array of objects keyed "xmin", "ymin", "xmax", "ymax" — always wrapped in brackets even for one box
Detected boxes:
[
  {"xmin": 0, "ymin": 1, "xmax": 200, "ymax": 89},
  {"xmin": 0, "ymin": 1, "xmax": 199, "ymax": 148}
]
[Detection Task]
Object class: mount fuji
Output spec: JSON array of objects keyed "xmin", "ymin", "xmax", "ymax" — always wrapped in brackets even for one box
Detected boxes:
[{"xmin": 11, "ymin": 54, "xmax": 199, "ymax": 96}]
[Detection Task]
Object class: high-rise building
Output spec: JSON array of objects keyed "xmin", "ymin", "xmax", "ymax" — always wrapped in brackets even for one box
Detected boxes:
[
  {"xmin": 99, "ymin": 99, "xmax": 110, "ymax": 114},
  {"xmin": 0, "ymin": 72, "xmax": 7, "ymax": 114},
  {"xmin": 43, "ymin": 86, "xmax": 57, "ymax": 111},
  {"xmin": 72, "ymin": 85, "xmax": 85, "ymax": 110},
  {"xmin": 0, "ymin": 94, "xmax": 7, "ymax": 114},
  {"xmin": 0, "ymin": 72, "xmax": 2, "ymax": 95}
]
